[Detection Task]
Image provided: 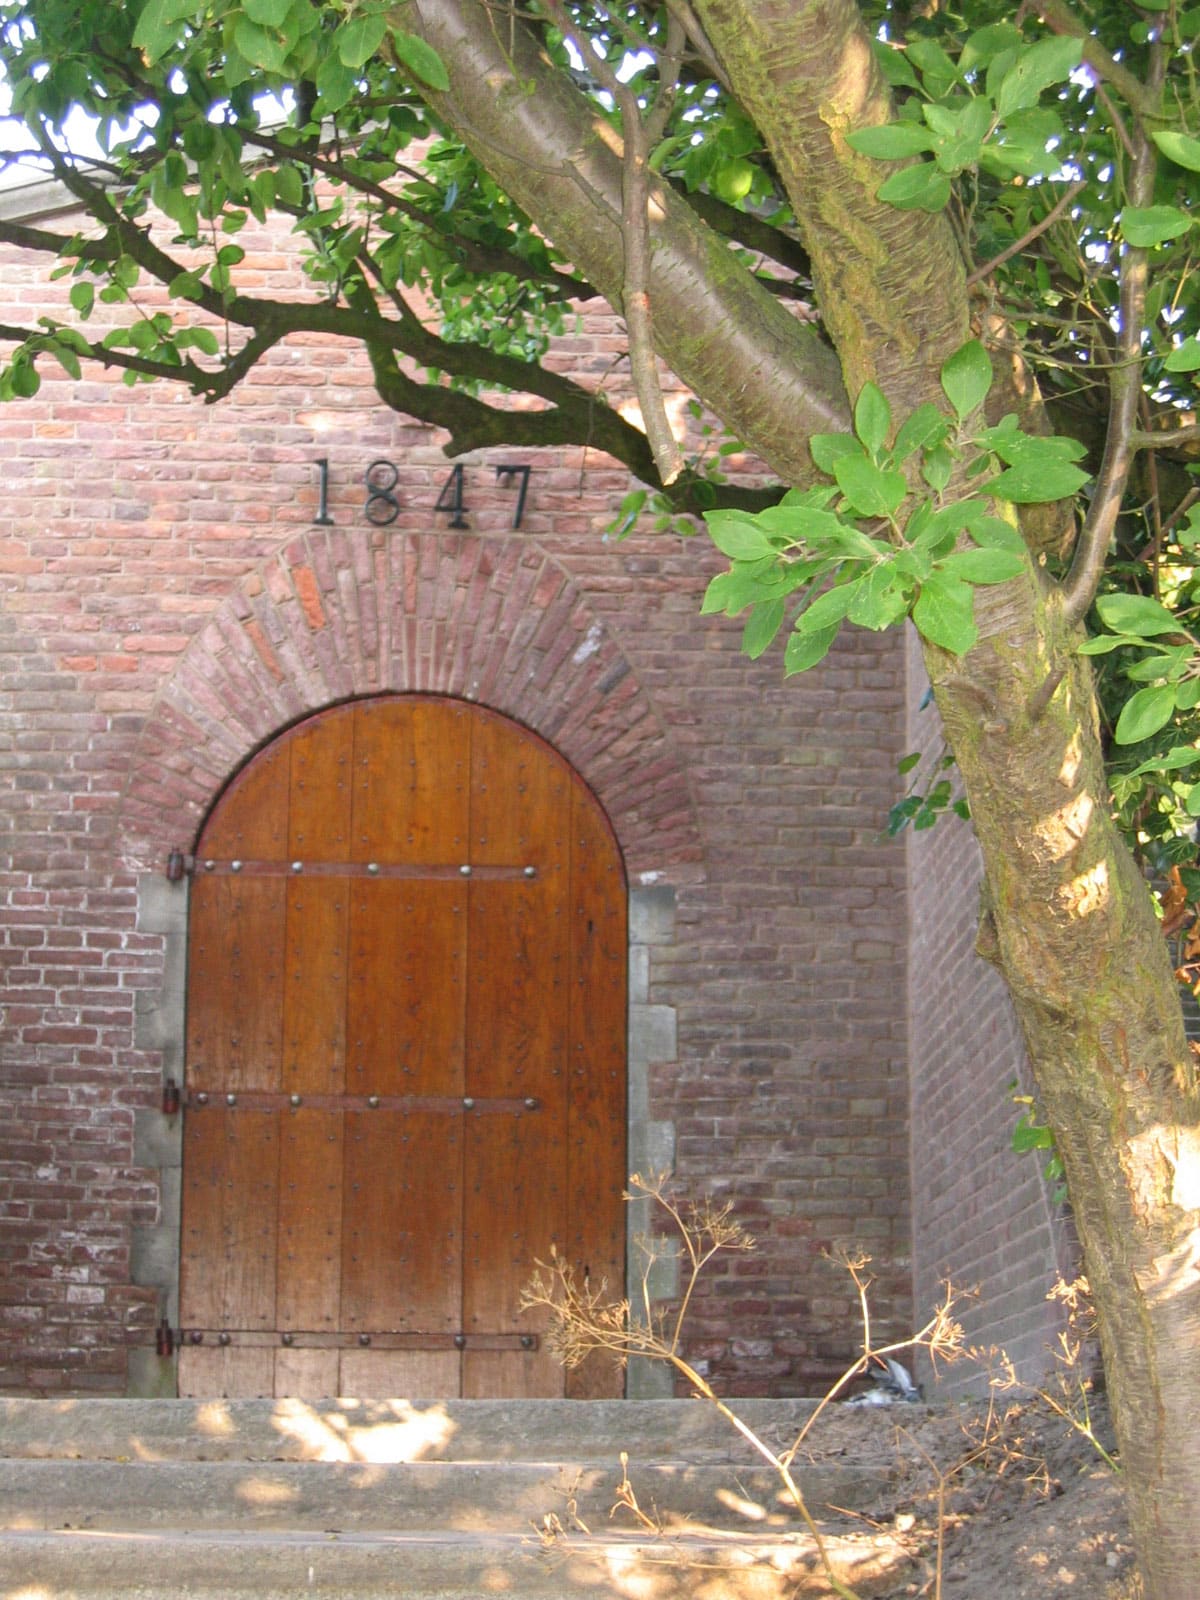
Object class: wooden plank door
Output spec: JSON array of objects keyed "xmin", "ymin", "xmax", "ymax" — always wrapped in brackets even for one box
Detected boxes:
[{"xmin": 178, "ymin": 696, "xmax": 626, "ymax": 1399}]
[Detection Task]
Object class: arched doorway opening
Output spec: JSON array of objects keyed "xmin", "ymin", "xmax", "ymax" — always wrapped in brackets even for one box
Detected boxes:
[{"xmin": 178, "ymin": 695, "xmax": 627, "ymax": 1398}]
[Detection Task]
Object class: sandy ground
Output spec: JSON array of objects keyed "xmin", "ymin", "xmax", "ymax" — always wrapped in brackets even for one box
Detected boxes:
[{"xmin": 778, "ymin": 1387, "xmax": 1138, "ymax": 1599}]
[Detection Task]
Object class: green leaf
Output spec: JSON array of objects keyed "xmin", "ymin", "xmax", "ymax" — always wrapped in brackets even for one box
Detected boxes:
[
  {"xmin": 785, "ymin": 624, "xmax": 840, "ymax": 675},
  {"xmin": 243, "ymin": 0, "xmax": 293, "ymax": 24},
  {"xmin": 913, "ymin": 573, "xmax": 977, "ymax": 655},
  {"xmin": 1121, "ymin": 206, "xmax": 1192, "ymax": 247},
  {"xmin": 131, "ymin": 0, "xmax": 197, "ymax": 65},
  {"xmin": 939, "ymin": 548, "xmax": 1025, "ymax": 584},
  {"xmin": 1165, "ymin": 339, "xmax": 1200, "ymax": 372},
  {"xmin": 846, "ymin": 124, "xmax": 934, "ymax": 160},
  {"xmin": 871, "ymin": 40, "xmax": 920, "ymax": 91},
  {"xmin": 854, "ymin": 382, "xmax": 891, "ymax": 459},
  {"xmin": 181, "ymin": 326, "xmax": 220, "ymax": 357},
  {"xmin": 8, "ymin": 358, "xmax": 41, "ymax": 398},
  {"xmin": 1176, "ymin": 677, "xmax": 1200, "ymax": 711},
  {"xmin": 1094, "ymin": 592, "xmax": 1181, "ymax": 637},
  {"xmin": 925, "ymin": 96, "xmax": 994, "ymax": 174},
  {"xmin": 701, "ymin": 571, "xmax": 737, "ymax": 616},
  {"xmin": 1186, "ymin": 785, "xmax": 1200, "ymax": 818},
  {"xmin": 338, "ymin": 13, "xmax": 387, "ymax": 68},
  {"xmin": 168, "ymin": 269, "xmax": 205, "ymax": 301},
  {"xmin": 1119, "ymin": 650, "xmax": 1183, "ymax": 682},
  {"xmin": 893, "ymin": 403, "xmax": 948, "ymax": 462},
  {"xmin": 922, "ymin": 443, "xmax": 954, "ymax": 493},
  {"xmin": 49, "ymin": 341, "xmax": 81, "ymax": 380},
  {"xmin": 847, "ymin": 564, "xmax": 912, "ymax": 630},
  {"xmin": 233, "ymin": 16, "xmax": 288, "ymax": 72},
  {"xmin": 315, "ymin": 49, "xmax": 360, "ymax": 112},
  {"xmin": 993, "ymin": 35, "xmax": 1083, "ymax": 117},
  {"xmin": 705, "ymin": 512, "xmax": 777, "ymax": 561},
  {"xmin": 69, "ymin": 281, "xmax": 94, "ymax": 317},
  {"xmin": 1077, "ymin": 633, "xmax": 1139, "ymax": 656},
  {"xmin": 877, "ymin": 163, "xmax": 952, "ymax": 212},
  {"xmin": 797, "ymin": 580, "xmax": 862, "ymax": 634},
  {"xmin": 964, "ymin": 513, "xmax": 1026, "ymax": 552},
  {"xmin": 1128, "ymin": 746, "xmax": 1200, "ymax": 778},
  {"xmin": 961, "ymin": 21, "xmax": 1022, "ymax": 73},
  {"xmin": 712, "ymin": 159, "xmax": 756, "ymax": 204},
  {"xmin": 1152, "ymin": 130, "xmax": 1200, "ymax": 173},
  {"xmin": 390, "ymin": 28, "xmax": 451, "ymax": 92},
  {"xmin": 742, "ymin": 598, "xmax": 786, "ymax": 659},
  {"xmin": 940, "ymin": 339, "xmax": 992, "ymax": 422},
  {"xmin": 990, "ymin": 459, "xmax": 1089, "ymax": 503},
  {"xmin": 809, "ymin": 433, "xmax": 863, "ymax": 476},
  {"xmin": 907, "ymin": 38, "xmax": 961, "ymax": 97},
  {"xmin": 834, "ymin": 457, "xmax": 906, "ymax": 518},
  {"xmin": 1113, "ymin": 683, "xmax": 1178, "ymax": 745}
]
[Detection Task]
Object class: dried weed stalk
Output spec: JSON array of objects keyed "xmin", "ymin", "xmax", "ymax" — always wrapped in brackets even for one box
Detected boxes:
[{"xmin": 521, "ymin": 1172, "xmax": 971, "ymax": 1600}]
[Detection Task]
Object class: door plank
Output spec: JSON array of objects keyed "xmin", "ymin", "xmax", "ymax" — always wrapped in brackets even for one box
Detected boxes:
[
  {"xmin": 338, "ymin": 1350, "xmax": 461, "ymax": 1399},
  {"xmin": 179, "ymin": 1109, "xmax": 279, "ymax": 1334},
  {"xmin": 468, "ymin": 709, "xmax": 568, "ymax": 866},
  {"xmin": 351, "ymin": 699, "xmax": 469, "ymax": 864},
  {"xmin": 463, "ymin": 1108, "xmax": 564, "ymax": 1333},
  {"xmin": 187, "ymin": 877, "xmax": 286, "ymax": 1093},
  {"xmin": 288, "ymin": 704, "xmax": 353, "ymax": 858},
  {"xmin": 179, "ymin": 1105, "xmax": 228, "ymax": 1333},
  {"xmin": 201, "ymin": 740, "xmax": 289, "ymax": 860},
  {"xmin": 341, "ymin": 1110, "xmax": 463, "ymax": 1332},
  {"xmin": 277, "ymin": 1109, "xmax": 344, "ymax": 1333},
  {"xmin": 566, "ymin": 788, "xmax": 628, "ymax": 1399},
  {"xmin": 274, "ymin": 1347, "xmax": 339, "ymax": 1400},
  {"xmin": 463, "ymin": 1347, "xmax": 563, "ymax": 1399},
  {"xmin": 282, "ymin": 879, "xmax": 348, "ymax": 1096},
  {"xmin": 347, "ymin": 880, "xmax": 465, "ymax": 1097},
  {"xmin": 178, "ymin": 1345, "xmax": 275, "ymax": 1400},
  {"xmin": 221, "ymin": 1107, "xmax": 280, "ymax": 1331}
]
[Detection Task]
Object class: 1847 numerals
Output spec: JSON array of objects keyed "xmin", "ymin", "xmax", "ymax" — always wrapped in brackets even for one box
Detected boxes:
[{"xmin": 312, "ymin": 459, "xmax": 532, "ymax": 529}]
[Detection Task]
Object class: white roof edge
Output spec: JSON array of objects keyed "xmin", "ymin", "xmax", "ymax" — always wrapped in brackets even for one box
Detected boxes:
[{"xmin": 0, "ymin": 170, "xmax": 91, "ymax": 225}]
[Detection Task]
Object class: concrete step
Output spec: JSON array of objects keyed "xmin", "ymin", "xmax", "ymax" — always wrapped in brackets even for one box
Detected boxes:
[
  {"xmin": 0, "ymin": 1398, "xmax": 915, "ymax": 1599},
  {"xmin": 0, "ymin": 1456, "xmax": 876, "ymax": 1535},
  {"xmin": 0, "ymin": 1526, "xmax": 913, "ymax": 1599},
  {"xmin": 0, "ymin": 1396, "xmax": 820, "ymax": 1464}
]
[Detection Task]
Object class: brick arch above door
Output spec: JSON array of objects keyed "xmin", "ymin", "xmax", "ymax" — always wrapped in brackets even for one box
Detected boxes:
[{"xmin": 118, "ymin": 529, "xmax": 703, "ymax": 880}]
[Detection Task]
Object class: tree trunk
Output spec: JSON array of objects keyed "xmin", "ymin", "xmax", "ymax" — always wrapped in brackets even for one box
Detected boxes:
[{"xmin": 415, "ymin": 4, "xmax": 1200, "ymax": 1592}]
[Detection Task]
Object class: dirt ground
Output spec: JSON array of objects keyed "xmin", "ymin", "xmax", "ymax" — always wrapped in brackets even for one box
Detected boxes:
[{"xmin": 788, "ymin": 1387, "xmax": 1138, "ymax": 1599}]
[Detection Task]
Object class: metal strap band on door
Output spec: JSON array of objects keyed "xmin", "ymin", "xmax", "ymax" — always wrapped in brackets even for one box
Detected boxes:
[
  {"xmin": 184, "ymin": 1092, "xmax": 541, "ymax": 1112},
  {"xmin": 188, "ymin": 858, "xmax": 540, "ymax": 880},
  {"xmin": 179, "ymin": 1330, "xmax": 539, "ymax": 1351}
]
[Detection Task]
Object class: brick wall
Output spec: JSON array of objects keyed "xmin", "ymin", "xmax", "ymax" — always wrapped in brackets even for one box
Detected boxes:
[
  {"xmin": 0, "ymin": 204, "xmax": 914, "ymax": 1396},
  {"xmin": 904, "ymin": 628, "xmax": 1074, "ymax": 1392}
]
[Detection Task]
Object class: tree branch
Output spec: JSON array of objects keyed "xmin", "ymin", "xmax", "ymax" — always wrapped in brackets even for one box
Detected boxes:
[
  {"xmin": 1131, "ymin": 423, "xmax": 1200, "ymax": 453},
  {"xmin": 966, "ymin": 178, "xmax": 1087, "ymax": 288},
  {"xmin": 403, "ymin": 0, "xmax": 848, "ymax": 482},
  {"xmin": 1034, "ymin": 0, "xmax": 1162, "ymax": 120},
  {"xmin": 540, "ymin": 0, "xmax": 686, "ymax": 483},
  {"xmin": 242, "ymin": 127, "xmax": 593, "ymax": 299},
  {"xmin": 1061, "ymin": 46, "xmax": 1160, "ymax": 627}
]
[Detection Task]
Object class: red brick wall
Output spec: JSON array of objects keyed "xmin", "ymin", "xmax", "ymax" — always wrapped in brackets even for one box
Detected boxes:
[{"xmin": 0, "ymin": 212, "xmax": 914, "ymax": 1396}]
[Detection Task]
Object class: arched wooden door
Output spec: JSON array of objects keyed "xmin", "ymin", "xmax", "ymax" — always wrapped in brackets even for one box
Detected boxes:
[{"xmin": 178, "ymin": 696, "xmax": 626, "ymax": 1399}]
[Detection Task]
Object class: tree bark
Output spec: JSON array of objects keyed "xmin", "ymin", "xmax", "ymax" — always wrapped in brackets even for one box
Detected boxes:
[
  {"xmin": 413, "ymin": 3, "xmax": 1200, "ymax": 1593},
  {"xmin": 696, "ymin": 7, "xmax": 1200, "ymax": 1594},
  {"xmin": 402, "ymin": 0, "xmax": 850, "ymax": 475}
]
